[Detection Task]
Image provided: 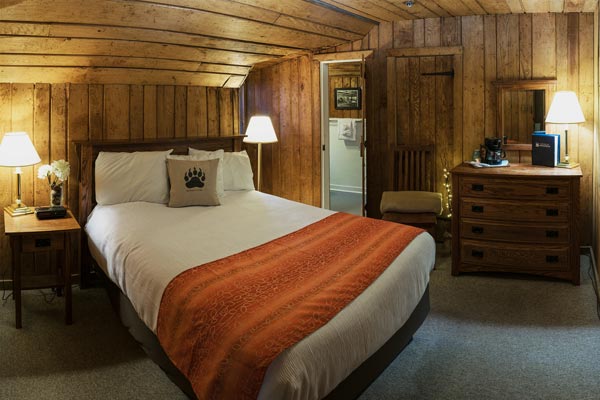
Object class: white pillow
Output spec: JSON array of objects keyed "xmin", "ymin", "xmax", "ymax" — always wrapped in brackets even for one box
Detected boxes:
[
  {"xmin": 189, "ymin": 148, "xmax": 255, "ymax": 191},
  {"xmin": 224, "ymin": 151, "xmax": 255, "ymax": 190},
  {"xmin": 95, "ymin": 150, "xmax": 173, "ymax": 205},
  {"xmin": 183, "ymin": 149, "xmax": 225, "ymax": 197}
]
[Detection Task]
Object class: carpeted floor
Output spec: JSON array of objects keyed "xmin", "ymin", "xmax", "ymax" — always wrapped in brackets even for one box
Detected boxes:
[{"xmin": 1, "ymin": 248, "xmax": 598, "ymax": 399}]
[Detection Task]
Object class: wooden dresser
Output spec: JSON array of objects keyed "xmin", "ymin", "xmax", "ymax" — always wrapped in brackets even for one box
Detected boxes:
[{"xmin": 451, "ymin": 163, "xmax": 582, "ymax": 284}]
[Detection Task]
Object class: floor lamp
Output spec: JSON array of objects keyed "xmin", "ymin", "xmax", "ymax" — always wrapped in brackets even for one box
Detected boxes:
[
  {"xmin": 545, "ymin": 91, "xmax": 585, "ymax": 169},
  {"xmin": 243, "ymin": 116, "xmax": 278, "ymax": 191},
  {"xmin": 0, "ymin": 132, "xmax": 42, "ymax": 216}
]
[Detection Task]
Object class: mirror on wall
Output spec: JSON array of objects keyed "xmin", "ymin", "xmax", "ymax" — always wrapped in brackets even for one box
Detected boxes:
[{"xmin": 494, "ymin": 79, "xmax": 557, "ymax": 144}]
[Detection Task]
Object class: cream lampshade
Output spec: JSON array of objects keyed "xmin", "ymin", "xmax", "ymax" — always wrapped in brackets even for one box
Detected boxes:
[
  {"xmin": 243, "ymin": 116, "xmax": 278, "ymax": 191},
  {"xmin": 545, "ymin": 91, "xmax": 585, "ymax": 168},
  {"xmin": 0, "ymin": 132, "xmax": 41, "ymax": 215}
]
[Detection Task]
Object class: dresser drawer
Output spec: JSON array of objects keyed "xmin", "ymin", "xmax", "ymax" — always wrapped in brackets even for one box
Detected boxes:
[
  {"xmin": 460, "ymin": 177, "xmax": 570, "ymax": 200},
  {"xmin": 21, "ymin": 233, "xmax": 65, "ymax": 253},
  {"xmin": 461, "ymin": 198, "xmax": 569, "ymax": 222},
  {"xmin": 461, "ymin": 219, "xmax": 569, "ymax": 244},
  {"xmin": 460, "ymin": 240, "xmax": 569, "ymax": 271}
]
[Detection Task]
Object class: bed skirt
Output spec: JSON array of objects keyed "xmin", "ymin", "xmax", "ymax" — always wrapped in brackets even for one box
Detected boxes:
[{"xmin": 99, "ymin": 267, "xmax": 430, "ymax": 399}]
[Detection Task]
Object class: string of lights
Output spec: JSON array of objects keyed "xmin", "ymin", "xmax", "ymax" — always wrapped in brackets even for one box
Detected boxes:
[{"xmin": 442, "ymin": 167, "xmax": 452, "ymax": 218}]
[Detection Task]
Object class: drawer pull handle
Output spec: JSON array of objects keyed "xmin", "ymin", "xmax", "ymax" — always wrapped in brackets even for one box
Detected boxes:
[
  {"xmin": 471, "ymin": 184, "xmax": 484, "ymax": 191},
  {"xmin": 546, "ymin": 209, "xmax": 559, "ymax": 217},
  {"xmin": 471, "ymin": 226, "xmax": 484, "ymax": 234},
  {"xmin": 546, "ymin": 230, "xmax": 559, "ymax": 238},
  {"xmin": 471, "ymin": 250, "xmax": 484, "ymax": 258},
  {"xmin": 471, "ymin": 205, "xmax": 484, "ymax": 213},
  {"xmin": 546, "ymin": 255, "xmax": 559, "ymax": 263},
  {"xmin": 35, "ymin": 238, "xmax": 51, "ymax": 248},
  {"xmin": 546, "ymin": 187, "xmax": 559, "ymax": 195}
]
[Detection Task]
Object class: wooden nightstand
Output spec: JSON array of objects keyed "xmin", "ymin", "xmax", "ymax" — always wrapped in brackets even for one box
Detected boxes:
[{"xmin": 4, "ymin": 210, "xmax": 81, "ymax": 328}]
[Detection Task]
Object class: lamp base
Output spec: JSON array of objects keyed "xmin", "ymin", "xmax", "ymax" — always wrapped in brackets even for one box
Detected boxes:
[
  {"xmin": 4, "ymin": 203, "xmax": 35, "ymax": 216},
  {"xmin": 556, "ymin": 161, "xmax": 580, "ymax": 169}
]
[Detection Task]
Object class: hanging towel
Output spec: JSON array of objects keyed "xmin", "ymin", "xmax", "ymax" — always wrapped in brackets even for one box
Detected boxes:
[{"xmin": 338, "ymin": 120, "xmax": 355, "ymax": 140}]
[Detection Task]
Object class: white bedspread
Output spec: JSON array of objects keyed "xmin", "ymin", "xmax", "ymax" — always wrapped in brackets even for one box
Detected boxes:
[{"xmin": 86, "ymin": 191, "xmax": 435, "ymax": 400}]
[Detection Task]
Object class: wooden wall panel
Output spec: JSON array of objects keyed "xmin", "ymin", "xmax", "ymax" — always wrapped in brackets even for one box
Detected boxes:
[
  {"xmin": 243, "ymin": 54, "xmax": 321, "ymax": 206},
  {"xmin": 244, "ymin": 13, "xmax": 594, "ymax": 246},
  {"xmin": 577, "ymin": 13, "xmax": 595, "ymax": 246},
  {"xmin": 104, "ymin": 85, "xmax": 130, "ymax": 140},
  {"xmin": 157, "ymin": 85, "xmax": 175, "ymax": 138},
  {"xmin": 33, "ymin": 84, "xmax": 51, "ymax": 206},
  {"xmin": 483, "ymin": 16, "xmax": 497, "ymax": 139},
  {"xmin": 67, "ymin": 84, "xmax": 89, "ymax": 220},
  {"xmin": 207, "ymin": 88, "xmax": 220, "ymax": 136},
  {"xmin": 129, "ymin": 85, "xmax": 144, "ymax": 140},
  {"xmin": 0, "ymin": 83, "xmax": 239, "ymax": 277},
  {"xmin": 89, "ymin": 84, "xmax": 104, "ymax": 140},
  {"xmin": 299, "ymin": 56, "xmax": 314, "ymax": 206},
  {"xmin": 175, "ymin": 86, "xmax": 187, "ymax": 138}
]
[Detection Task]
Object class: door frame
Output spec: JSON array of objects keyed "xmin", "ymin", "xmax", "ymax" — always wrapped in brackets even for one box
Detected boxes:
[{"xmin": 317, "ymin": 52, "xmax": 371, "ymax": 212}]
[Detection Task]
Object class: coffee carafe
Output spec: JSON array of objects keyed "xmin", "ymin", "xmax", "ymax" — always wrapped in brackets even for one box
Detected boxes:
[{"xmin": 480, "ymin": 137, "xmax": 505, "ymax": 165}]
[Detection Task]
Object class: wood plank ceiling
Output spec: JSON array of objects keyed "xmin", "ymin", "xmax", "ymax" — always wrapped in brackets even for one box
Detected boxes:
[{"xmin": 0, "ymin": 0, "xmax": 596, "ymax": 88}]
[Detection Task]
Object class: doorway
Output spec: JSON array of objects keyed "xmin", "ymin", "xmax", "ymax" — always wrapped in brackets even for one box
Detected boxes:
[{"xmin": 320, "ymin": 60, "xmax": 366, "ymax": 216}]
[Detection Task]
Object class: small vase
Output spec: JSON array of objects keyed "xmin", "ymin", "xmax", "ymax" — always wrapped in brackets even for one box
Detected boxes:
[{"xmin": 50, "ymin": 185, "xmax": 64, "ymax": 207}]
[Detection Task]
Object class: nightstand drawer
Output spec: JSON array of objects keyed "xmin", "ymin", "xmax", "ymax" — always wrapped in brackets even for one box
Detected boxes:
[
  {"xmin": 460, "ymin": 177, "xmax": 570, "ymax": 200},
  {"xmin": 461, "ymin": 240, "xmax": 569, "ymax": 271},
  {"xmin": 461, "ymin": 219, "xmax": 569, "ymax": 243},
  {"xmin": 461, "ymin": 198, "xmax": 569, "ymax": 222},
  {"xmin": 21, "ymin": 233, "xmax": 65, "ymax": 253}
]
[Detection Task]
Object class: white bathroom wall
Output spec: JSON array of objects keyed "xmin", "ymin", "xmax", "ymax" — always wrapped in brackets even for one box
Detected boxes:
[{"xmin": 329, "ymin": 118, "xmax": 363, "ymax": 193}]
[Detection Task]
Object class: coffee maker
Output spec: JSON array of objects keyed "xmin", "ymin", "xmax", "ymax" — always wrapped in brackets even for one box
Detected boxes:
[{"xmin": 480, "ymin": 137, "xmax": 505, "ymax": 165}]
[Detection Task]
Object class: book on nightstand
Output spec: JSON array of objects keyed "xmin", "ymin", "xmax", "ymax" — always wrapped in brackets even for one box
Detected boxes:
[{"xmin": 532, "ymin": 132, "xmax": 560, "ymax": 167}]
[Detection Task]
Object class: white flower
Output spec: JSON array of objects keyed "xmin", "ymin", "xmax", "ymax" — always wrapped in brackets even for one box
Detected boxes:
[
  {"xmin": 51, "ymin": 159, "xmax": 70, "ymax": 182},
  {"xmin": 37, "ymin": 159, "xmax": 70, "ymax": 186},
  {"xmin": 37, "ymin": 164, "xmax": 52, "ymax": 179}
]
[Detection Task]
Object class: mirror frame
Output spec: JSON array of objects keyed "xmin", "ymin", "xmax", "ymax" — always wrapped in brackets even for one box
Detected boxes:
[{"xmin": 493, "ymin": 79, "xmax": 557, "ymax": 144}]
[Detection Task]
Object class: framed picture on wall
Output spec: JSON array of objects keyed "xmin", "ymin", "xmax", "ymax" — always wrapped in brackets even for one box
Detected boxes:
[{"xmin": 334, "ymin": 87, "xmax": 362, "ymax": 110}]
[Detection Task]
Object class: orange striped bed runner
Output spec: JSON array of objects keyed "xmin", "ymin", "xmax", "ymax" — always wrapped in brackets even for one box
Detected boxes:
[{"xmin": 157, "ymin": 212, "xmax": 424, "ymax": 400}]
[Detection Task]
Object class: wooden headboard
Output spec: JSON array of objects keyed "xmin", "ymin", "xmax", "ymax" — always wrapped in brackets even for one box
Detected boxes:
[{"xmin": 74, "ymin": 136, "xmax": 244, "ymax": 226}]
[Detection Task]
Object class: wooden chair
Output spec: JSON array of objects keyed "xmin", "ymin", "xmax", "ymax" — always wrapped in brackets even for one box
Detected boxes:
[{"xmin": 380, "ymin": 145, "xmax": 442, "ymax": 236}]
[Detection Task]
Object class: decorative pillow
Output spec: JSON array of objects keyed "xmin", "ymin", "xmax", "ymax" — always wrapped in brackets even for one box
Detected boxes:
[
  {"xmin": 95, "ymin": 150, "xmax": 173, "ymax": 205},
  {"xmin": 167, "ymin": 158, "xmax": 220, "ymax": 207},
  {"xmin": 180, "ymin": 149, "xmax": 225, "ymax": 197},
  {"xmin": 190, "ymin": 148, "xmax": 254, "ymax": 191}
]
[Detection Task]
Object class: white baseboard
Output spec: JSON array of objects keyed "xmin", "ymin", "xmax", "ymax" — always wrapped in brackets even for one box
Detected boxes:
[{"xmin": 330, "ymin": 184, "xmax": 362, "ymax": 194}]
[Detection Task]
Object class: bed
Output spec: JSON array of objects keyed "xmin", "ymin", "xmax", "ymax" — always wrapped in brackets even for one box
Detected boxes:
[{"xmin": 75, "ymin": 136, "xmax": 436, "ymax": 400}]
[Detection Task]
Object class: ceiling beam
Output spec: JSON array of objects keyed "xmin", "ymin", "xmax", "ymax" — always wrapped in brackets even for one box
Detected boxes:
[{"xmin": 0, "ymin": 66, "xmax": 231, "ymax": 86}]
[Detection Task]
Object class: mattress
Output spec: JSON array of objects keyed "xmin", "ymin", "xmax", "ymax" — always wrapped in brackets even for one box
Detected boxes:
[{"xmin": 86, "ymin": 191, "xmax": 435, "ymax": 400}]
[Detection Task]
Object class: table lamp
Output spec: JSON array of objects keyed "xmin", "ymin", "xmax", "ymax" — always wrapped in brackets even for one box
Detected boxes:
[
  {"xmin": 243, "ymin": 116, "xmax": 278, "ymax": 191},
  {"xmin": 545, "ymin": 91, "xmax": 585, "ymax": 168},
  {"xmin": 0, "ymin": 132, "xmax": 41, "ymax": 216}
]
